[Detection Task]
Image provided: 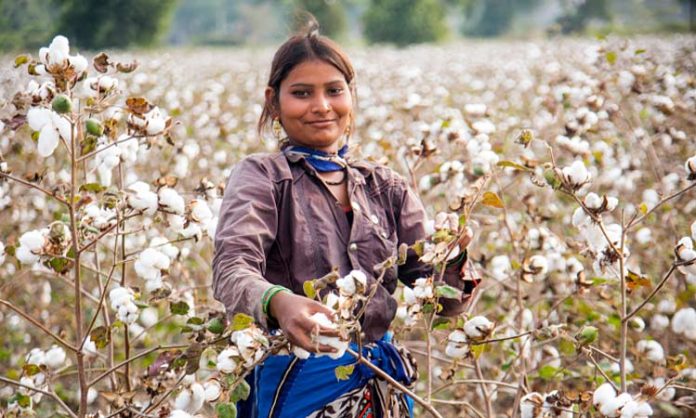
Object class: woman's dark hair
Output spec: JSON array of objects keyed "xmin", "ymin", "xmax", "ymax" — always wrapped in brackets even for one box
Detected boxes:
[{"xmin": 258, "ymin": 16, "xmax": 356, "ymax": 138}]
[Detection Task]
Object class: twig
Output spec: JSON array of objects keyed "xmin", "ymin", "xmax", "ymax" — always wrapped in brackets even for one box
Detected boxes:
[
  {"xmin": 346, "ymin": 347, "xmax": 444, "ymax": 418},
  {"xmin": 0, "ymin": 172, "xmax": 69, "ymax": 206},
  {"xmin": 471, "ymin": 330, "xmax": 533, "ymax": 345},
  {"xmin": 474, "ymin": 358, "xmax": 493, "ymax": 417},
  {"xmin": 585, "ymin": 351, "xmax": 619, "ymax": 392},
  {"xmin": 0, "ymin": 376, "xmax": 77, "ymax": 418},
  {"xmin": 88, "ymin": 344, "xmax": 187, "ymax": 387},
  {"xmin": 0, "ymin": 299, "xmax": 77, "ymax": 352},
  {"xmin": 623, "ymin": 264, "xmax": 677, "ymax": 321},
  {"xmin": 76, "ymin": 134, "xmax": 143, "ymax": 163}
]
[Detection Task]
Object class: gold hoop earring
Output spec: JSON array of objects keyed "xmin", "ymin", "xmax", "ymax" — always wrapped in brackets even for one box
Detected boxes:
[{"xmin": 272, "ymin": 118, "xmax": 282, "ymax": 139}]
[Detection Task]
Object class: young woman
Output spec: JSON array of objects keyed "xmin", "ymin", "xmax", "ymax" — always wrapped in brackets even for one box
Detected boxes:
[{"xmin": 213, "ymin": 20, "xmax": 478, "ymax": 418}]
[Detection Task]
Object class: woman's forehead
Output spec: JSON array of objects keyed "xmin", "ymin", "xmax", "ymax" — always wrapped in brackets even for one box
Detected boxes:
[{"xmin": 282, "ymin": 60, "xmax": 347, "ymax": 87}]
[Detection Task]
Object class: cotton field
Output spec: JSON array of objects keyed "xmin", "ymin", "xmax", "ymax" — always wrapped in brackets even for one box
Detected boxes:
[{"xmin": 0, "ymin": 34, "xmax": 694, "ymax": 417}]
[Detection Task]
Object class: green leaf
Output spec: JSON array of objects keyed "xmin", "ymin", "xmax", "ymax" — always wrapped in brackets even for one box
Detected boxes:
[
  {"xmin": 471, "ymin": 344, "xmax": 485, "ymax": 359},
  {"xmin": 634, "ymin": 49, "xmax": 646, "ymax": 55},
  {"xmin": 187, "ymin": 317, "xmax": 205, "ymax": 326},
  {"xmin": 558, "ymin": 338, "xmax": 576, "ymax": 357},
  {"xmin": 14, "ymin": 55, "xmax": 29, "ymax": 68},
  {"xmin": 435, "ymin": 284, "xmax": 462, "ymax": 300},
  {"xmin": 605, "ymin": 51, "xmax": 617, "ymax": 64},
  {"xmin": 229, "ymin": 380, "xmax": 251, "ymax": 403},
  {"xmin": 15, "ymin": 393, "xmax": 31, "ymax": 408},
  {"xmin": 207, "ymin": 317, "xmax": 225, "ymax": 334},
  {"xmin": 23, "ymin": 363, "xmax": 41, "ymax": 376},
  {"xmin": 79, "ymin": 183, "xmax": 107, "ymax": 193},
  {"xmin": 170, "ymin": 301, "xmax": 190, "ymax": 316},
  {"xmin": 49, "ymin": 256, "xmax": 71, "ymax": 274},
  {"xmin": 497, "ymin": 160, "xmax": 529, "ymax": 171},
  {"xmin": 422, "ymin": 303, "xmax": 435, "ymax": 314},
  {"xmin": 5, "ymin": 244, "xmax": 16, "ymax": 257},
  {"xmin": 431, "ymin": 317, "xmax": 451, "ymax": 330},
  {"xmin": 216, "ymin": 403, "xmax": 238, "ymax": 418},
  {"xmin": 303, "ymin": 280, "xmax": 316, "ymax": 299},
  {"xmin": 481, "ymin": 191, "xmax": 503, "ymax": 209},
  {"xmin": 231, "ymin": 313, "xmax": 254, "ymax": 331},
  {"xmin": 90, "ymin": 325, "xmax": 111, "ymax": 349},
  {"xmin": 544, "ymin": 169, "xmax": 561, "ymax": 189},
  {"xmin": 538, "ymin": 364, "xmax": 558, "ymax": 380},
  {"xmin": 334, "ymin": 364, "xmax": 355, "ymax": 381}
]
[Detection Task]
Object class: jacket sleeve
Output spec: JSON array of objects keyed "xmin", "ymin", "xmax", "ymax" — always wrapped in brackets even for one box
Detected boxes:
[
  {"xmin": 213, "ymin": 157, "xmax": 278, "ymax": 329},
  {"xmin": 392, "ymin": 174, "xmax": 479, "ymax": 316}
]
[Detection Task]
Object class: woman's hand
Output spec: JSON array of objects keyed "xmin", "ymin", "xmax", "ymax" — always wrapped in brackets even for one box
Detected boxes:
[{"xmin": 269, "ymin": 291, "xmax": 341, "ymax": 353}]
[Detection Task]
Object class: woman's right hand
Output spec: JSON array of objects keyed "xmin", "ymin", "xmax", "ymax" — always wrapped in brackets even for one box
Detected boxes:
[{"xmin": 268, "ymin": 291, "xmax": 341, "ymax": 353}]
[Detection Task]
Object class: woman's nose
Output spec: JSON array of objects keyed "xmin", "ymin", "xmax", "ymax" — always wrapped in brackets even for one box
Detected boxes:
[{"xmin": 311, "ymin": 93, "xmax": 331, "ymax": 114}]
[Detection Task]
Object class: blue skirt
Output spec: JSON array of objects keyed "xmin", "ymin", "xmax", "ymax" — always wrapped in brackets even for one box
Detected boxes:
[{"xmin": 238, "ymin": 333, "xmax": 416, "ymax": 418}]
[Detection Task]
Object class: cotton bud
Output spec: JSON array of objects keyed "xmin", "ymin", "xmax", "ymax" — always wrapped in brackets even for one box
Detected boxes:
[
  {"xmin": 44, "ymin": 345, "xmax": 67, "ymax": 369},
  {"xmin": 685, "ymin": 155, "xmax": 696, "ymax": 180},
  {"xmin": 521, "ymin": 255, "xmax": 548, "ymax": 282},
  {"xmin": 203, "ymin": 380, "xmax": 222, "ymax": 402},
  {"xmin": 215, "ymin": 348, "xmax": 239, "ymax": 373},
  {"xmin": 463, "ymin": 316, "xmax": 494, "ymax": 341},
  {"xmin": 159, "ymin": 187, "xmax": 185, "ymax": 215},
  {"xmin": 671, "ymin": 307, "xmax": 696, "ymax": 340},
  {"xmin": 636, "ymin": 340, "xmax": 664, "ymax": 363},
  {"xmin": 445, "ymin": 329, "xmax": 469, "ymax": 358},
  {"xmin": 562, "ymin": 160, "xmax": 591, "ymax": 190},
  {"xmin": 51, "ymin": 94, "xmax": 72, "ymax": 114}
]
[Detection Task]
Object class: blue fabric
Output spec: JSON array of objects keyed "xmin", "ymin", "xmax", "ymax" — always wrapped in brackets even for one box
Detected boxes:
[
  {"xmin": 283, "ymin": 144, "xmax": 349, "ymax": 172},
  {"xmin": 238, "ymin": 334, "xmax": 414, "ymax": 418}
]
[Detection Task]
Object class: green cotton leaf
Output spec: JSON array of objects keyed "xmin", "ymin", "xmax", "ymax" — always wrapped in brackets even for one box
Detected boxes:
[
  {"xmin": 90, "ymin": 325, "xmax": 111, "ymax": 349},
  {"xmin": 544, "ymin": 169, "xmax": 561, "ymax": 189},
  {"xmin": 435, "ymin": 284, "xmax": 462, "ymax": 300},
  {"xmin": 207, "ymin": 317, "xmax": 225, "ymax": 334},
  {"xmin": 431, "ymin": 317, "xmax": 451, "ymax": 331},
  {"xmin": 538, "ymin": 364, "xmax": 558, "ymax": 380},
  {"xmin": 15, "ymin": 393, "xmax": 31, "ymax": 408},
  {"xmin": 497, "ymin": 160, "xmax": 529, "ymax": 171},
  {"xmin": 575, "ymin": 325, "xmax": 598, "ymax": 346},
  {"xmin": 229, "ymin": 380, "xmax": 251, "ymax": 403},
  {"xmin": 216, "ymin": 403, "xmax": 238, "ymax": 418},
  {"xmin": 558, "ymin": 338, "xmax": 576, "ymax": 357},
  {"xmin": 79, "ymin": 183, "xmax": 107, "ymax": 193},
  {"xmin": 186, "ymin": 317, "xmax": 205, "ymax": 326},
  {"xmin": 22, "ymin": 363, "xmax": 42, "ymax": 376},
  {"xmin": 303, "ymin": 280, "xmax": 317, "ymax": 299},
  {"xmin": 605, "ymin": 51, "xmax": 617, "ymax": 64},
  {"xmin": 48, "ymin": 256, "xmax": 72, "ymax": 274},
  {"xmin": 422, "ymin": 303, "xmax": 435, "ymax": 314},
  {"xmin": 334, "ymin": 364, "xmax": 355, "ymax": 381},
  {"xmin": 231, "ymin": 313, "xmax": 254, "ymax": 331},
  {"xmin": 170, "ymin": 301, "xmax": 190, "ymax": 316},
  {"xmin": 470, "ymin": 344, "xmax": 485, "ymax": 359}
]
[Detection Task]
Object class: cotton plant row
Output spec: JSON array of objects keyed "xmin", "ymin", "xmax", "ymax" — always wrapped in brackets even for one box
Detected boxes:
[{"xmin": 1, "ymin": 34, "xmax": 696, "ymax": 417}]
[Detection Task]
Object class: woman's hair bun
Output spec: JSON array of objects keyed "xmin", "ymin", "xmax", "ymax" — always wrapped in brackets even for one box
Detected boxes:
[{"xmin": 294, "ymin": 11, "xmax": 321, "ymax": 39}]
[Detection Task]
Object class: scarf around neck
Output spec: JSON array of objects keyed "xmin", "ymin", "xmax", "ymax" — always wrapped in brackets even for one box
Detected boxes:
[{"xmin": 283, "ymin": 144, "xmax": 348, "ymax": 172}]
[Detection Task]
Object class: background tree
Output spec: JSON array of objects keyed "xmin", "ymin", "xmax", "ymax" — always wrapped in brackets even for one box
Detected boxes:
[
  {"xmin": 362, "ymin": 0, "xmax": 448, "ymax": 46},
  {"xmin": 555, "ymin": 0, "xmax": 611, "ymax": 34},
  {"xmin": 55, "ymin": 0, "xmax": 178, "ymax": 49},
  {"xmin": 458, "ymin": 0, "xmax": 542, "ymax": 37},
  {"xmin": 0, "ymin": 0, "xmax": 56, "ymax": 51}
]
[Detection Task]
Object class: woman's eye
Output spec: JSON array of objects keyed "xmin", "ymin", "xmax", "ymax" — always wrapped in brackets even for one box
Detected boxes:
[
  {"xmin": 292, "ymin": 90, "xmax": 310, "ymax": 98},
  {"xmin": 329, "ymin": 87, "xmax": 344, "ymax": 95}
]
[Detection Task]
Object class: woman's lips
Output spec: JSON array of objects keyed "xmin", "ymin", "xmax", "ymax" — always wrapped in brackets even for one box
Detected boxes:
[{"xmin": 307, "ymin": 119, "xmax": 337, "ymax": 128}]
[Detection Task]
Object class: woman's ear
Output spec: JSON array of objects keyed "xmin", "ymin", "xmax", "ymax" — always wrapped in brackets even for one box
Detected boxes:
[{"xmin": 265, "ymin": 87, "xmax": 277, "ymax": 117}]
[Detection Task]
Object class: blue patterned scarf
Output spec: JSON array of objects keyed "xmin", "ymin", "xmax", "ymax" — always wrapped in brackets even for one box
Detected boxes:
[{"xmin": 282, "ymin": 144, "xmax": 349, "ymax": 172}]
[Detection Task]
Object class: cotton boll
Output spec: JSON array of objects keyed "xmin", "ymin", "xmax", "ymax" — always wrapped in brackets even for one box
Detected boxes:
[
  {"xmin": 562, "ymin": 160, "xmax": 591, "ymax": 189},
  {"xmin": 445, "ymin": 329, "xmax": 469, "ymax": 359},
  {"xmin": 656, "ymin": 298, "xmax": 676, "ymax": 314},
  {"xmin": 672, "ymin": 307, "xmax": 696, "ymax": 340},
  {"xmin": 636, "ymin": 340, "xmax": 664, "ymax": 363},
  {"xmin": 650, "ymin": 314, "xmax": 669, "ymax": 331},
  {"xmin": 25, "ymin": 348, "xmax": 46, "ymax": 366},
  {"xmin": 635, "ymin": 227, "xmax": 652, "ymax": 245},
  {"xmin": 139, "ymin": 307, "xmax": 159, "ymax": 328},
  {"xmin": 216, "ymin": 348, "xmax": 239, "ymax": 373},
  {"xmin": 584, "ymin": 192, "xmax": 602, "ymax": 209},
  {"xmin": 464, "ymin": 316, "xmax": 494, "ymax": 341},
  {"xmin": 169, "ymin": 410, "xmax": 194, "ymax": 418},
  {"xmin": 600, "ymin": 392, "xmax": 632, "ymax": 417},
  {"xmin": 628, "ymin": 317, "xmax": 645, "ymax": 332},
  {"xmin": 620, "ymin": 399, "xmax": 653, "ymax": 418},
  {"xmin": 159, "ymin": 187, "xmax": 185, "ymax": 215},
  {"xmin": 203, "ymin": 380, "xmax": 222, "ymax": 402},
  {"xmin": 520, "ymin": 392, "xmax": 544, "ymax": 418},
  {"xmin": 44, "ymin": 345, "xmax": 66, "ymax": 369},
  {"xmin": 292, "ymin": 346, "xmax": 311, "ymax": 360}
]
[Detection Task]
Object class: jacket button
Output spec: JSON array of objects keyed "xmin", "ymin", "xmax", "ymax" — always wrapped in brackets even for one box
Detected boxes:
[
  {"xmin": 370, "ymin": 214, "xmax": 379, "ymax": 224},
  {"xmin": 349, "ymin": 243, "xmax": 358, "ymax": 252}
]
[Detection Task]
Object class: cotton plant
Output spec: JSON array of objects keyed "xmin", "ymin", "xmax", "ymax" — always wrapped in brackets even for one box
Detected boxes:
[{"xmin": 592, "ymin": 383, "xmax": 653, "ymax": 418}]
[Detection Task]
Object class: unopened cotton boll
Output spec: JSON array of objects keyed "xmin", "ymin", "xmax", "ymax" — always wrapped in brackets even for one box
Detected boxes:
[
  {"xmin": 464, "ymin": 316, "xmax": 494, "ymax": 341},
  {"xmin": 636, "ymin": 340, "xmax": 664, "ymax": 363},
  {"xmin": 671, "ymin": 307, "xmax": 696, "ymax": 340}
]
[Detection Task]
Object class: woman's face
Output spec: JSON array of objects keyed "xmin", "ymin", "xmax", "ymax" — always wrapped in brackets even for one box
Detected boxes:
[{"xmin": 270, "ymin": 59, "xmax": 352, "ymax": 153}]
